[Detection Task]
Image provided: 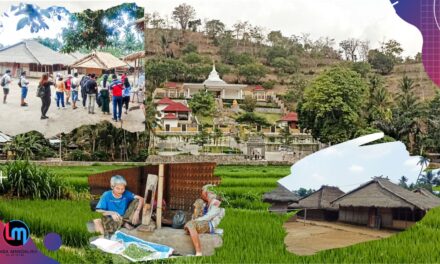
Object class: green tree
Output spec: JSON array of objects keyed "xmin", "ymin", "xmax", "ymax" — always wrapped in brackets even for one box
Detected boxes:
[
  {"xmin": 182, "ymin": 52, "xmax": 203, "ymax": 64},
  {"xmin": 299, "ymin": 67, "xmax": 368, "ymax": 144},
  {"xmin": 194, "ymin": 126, "xmax": 210, "ymax": 147},
  {"xmin": 6, "ymin": 133, "xmax": 45, "ymax": 160},
  {"xmin": 381, "ymin": 39, "xmax": 403, "ymax": 63},
  {"xmin": 219, "ymin": 31, "xmax": 235, "ymax": 63},
  {"xmin": 62, "ymin": 9, "xmax": 107, "ymax": 52},
  {"xmin": 272, "ymin": 56, "xmax": 299, "ymax": 74},
  {"xmin": 205, "ymin": 19, "xmax": 225, "ymax": 42},
  {"xmin": 36, "ymin": 37, "xmax": 62, "ymax": 51},
  {"xmin": 212, "ymin": 127, "xmax": 223, "ymax": 146},
  {"xmin": 236, "ymin": 112, "xmax": 270, "ymax": 126},
  {"xmin": 189, "ymin": 90, "xmax": 215, "ymax": 115},
  {"xmin": 366, "ymin": 75, "xmax": 392, "ymax": 124},
  {"xmin": 350, "ymin": 62, "xmax": 371, "ymax": 78},
  {"xmin": 182, "ymin": 43, "xmax": 198, "ymax": 54},
  {"xmin": 238, "ymin": 63, "xmax": 268, "ymax": 84},
  {"xmin": 368, "ymin": 49, "xmax": 395, "ymax": 75},
  {"xmin": 425, "ymin": 92, "xmax": 440, "ymax": 152},
  {"xmin": 242, "ymin": 95, "xmax": 257, "ymax": 112}
]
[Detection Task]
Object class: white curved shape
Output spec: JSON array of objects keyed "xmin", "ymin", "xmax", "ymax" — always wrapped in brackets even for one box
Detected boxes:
[
  {"xmin": 278, "ymin": 133, "xmax": 426, "ymax": 192},
  {"xmin": 434, "ymin": 0, "xmax": 440, "ymax": 31}
]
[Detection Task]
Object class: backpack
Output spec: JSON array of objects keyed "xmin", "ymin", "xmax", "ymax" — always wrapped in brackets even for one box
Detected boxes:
[
  {"xmin": 36, "ymin": 84, "xmax": 45, "ymax": 98},
  {"xmin": 18, "ymin": 78, "xmax": 22, "ymax": 88},
  {"xmin": 1, "ymin": 76, "xmax": 6, "ymax": 87},
  {"xmin": 172, "ymin": 210, "xmax": 186, "ymax": 229}
]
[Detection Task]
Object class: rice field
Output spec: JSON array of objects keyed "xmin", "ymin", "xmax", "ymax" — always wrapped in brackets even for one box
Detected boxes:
[{"xmin": 3, "ymin": 164, "xmax": 440, "ymax": 263}]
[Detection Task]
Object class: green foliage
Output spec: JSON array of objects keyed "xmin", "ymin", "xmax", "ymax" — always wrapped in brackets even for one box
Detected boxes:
[
  {"xmin": 35, "ymin": 37, "xmax": 62, "ymax": 51},
  {"xmin": 182, "ymin": 43, "xmax": 198, "ymax": 54},
  {"xmin": 238, "ymin": 63, "xmax": 268, "ymax": 84},
  {"xmin": 182, "ymin": 52, "xmax": 203, "ymax": 64},
  {"xmin": 230, "ymin": 53, "xmax": 255, "ymax": 66},
  {"xmin": 188, "ymin": 90, "xmax": 215, "ymax": 115},
  {"xmin": 205, "ymin": 19, "xmax": 225, "ymax": 43},
  {"xmin": 145, "ymin": 58, "xmax": 187, "ymax": 86},
  {"xmin": 271, "ymin": 56, "xmax": 299, "ymax": 74},
  {"xmin": 262, "ymin": 80, "xmax": 276, "ymax": 89},
  {"xmin": 299, "ymin": 67, "xmax": 368, "ymax": 144},
  {"xmin": 0, "ymin": 199, "xmax": 100, "ymax": 248},
  {"xmin": 350, "ymin": 61, "xmax": 371, "ymax": 78},
  {"xmin": 0, "ymin": 161, "xmax": 66, "ymax": 199},
  {"xmin": 266, "ymin": 46, "xmax": 290, "ymax": 64},
  {"xmin": 242, "ymin": 95, "xmax": 257, "ymax": 112},
  {"xmin": 236, "ymin": 112, "xmax": 270, "ymax": 126},
  {"xmin": 5, "ymin": 131, "xmax": 54, "ymax": 160},
  {"xmin": 193, "ymin": 127, "xmax": 210, "ymax": 147},
  {"xmin": 368, "ymin": 49, "xmax": 395, "ymax": 75},
  {"xmin": 67, "ymin": 150, "xmax": 91, "ymax": 161}
]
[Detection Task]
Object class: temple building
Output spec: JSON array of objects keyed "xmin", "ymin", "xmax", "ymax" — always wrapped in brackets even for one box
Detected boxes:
[{"xmin": 183, "ymin": 65, "xmax": 247, "ymax": 100}]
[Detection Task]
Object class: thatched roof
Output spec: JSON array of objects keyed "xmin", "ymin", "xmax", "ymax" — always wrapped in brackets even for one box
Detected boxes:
[
  {"xmin": 413, "ymin": 188, "xmax": 440, "ymax": 201},
  {"xmin": 68, "ymin": 51, "xmax": 86, "ymax": 60},
  {"xmin": 70, "ymin": 51, "xmax": 128, "ymax": 70},
  {"xmin": 122, "ymin": 51, "xmax": 145, "ymax": 61},
  {"xmin": 289, "ymin": 186, "xmax": 345, "ymax": 210},
  {"xmin": 0, "ymin": 132, "xmax": 11, "ymax": 143},
  {"xmin": 332, "ymin": 178, "xmax": 440, "ymax": 211},
  {"xmin": 263, "ymin": 184, "xmax": 299, "ymax": 203},
  {"xmin": 0, "ymin": 40, "xmax": 74, "ymax": 65}
]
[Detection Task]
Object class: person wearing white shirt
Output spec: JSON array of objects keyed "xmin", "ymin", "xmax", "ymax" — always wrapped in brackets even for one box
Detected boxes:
[
  {"xmin": 20, "ymin": 71, "xmax": 30, "ymax": 107},
  {"xmin": 1, "ymin": 69, "xmax": 12, "ymax": 104}
]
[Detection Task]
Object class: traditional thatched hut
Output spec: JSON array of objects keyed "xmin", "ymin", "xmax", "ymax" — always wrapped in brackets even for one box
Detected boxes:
[
  {"xmin": 263, "ymin": 184, "xmax": 299, "ymax": 213},
  {"xmin": 0, "ymin": 40, "xmax": 75, "ymax": 77},
  {"xmin": 0, "ymin": 132, "xmax": 11, "ymax": 159},
  {"xmin": 123, "ymin": 51, "xmax": 145, "ymax": 85},
  {"xmin": 331, "ymin": 178, "xmax": 440, "ymax": 230},
  {"xmin": 70, "ymin": 51, "xmax": 129, "ymax": 76},
  {"xmin": 289, "ymin": 186, "xmax": 345, "ymax": 221}
]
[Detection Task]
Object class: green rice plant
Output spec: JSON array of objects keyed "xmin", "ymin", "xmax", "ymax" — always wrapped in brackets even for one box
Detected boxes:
[
  {"xmin": 0, "ymin": 160, "xmax": 66, "ymax": 199},
  {"xmin": 219, "ymin": 178, "xmax": 278, "ymax": 188},
  {"xmin": 0, "ymin": 199, "xmax": 100, "ymax": 248},
  {"xmin": 215, "ymin": 165, "xmax": 290, "ymax": 178}
]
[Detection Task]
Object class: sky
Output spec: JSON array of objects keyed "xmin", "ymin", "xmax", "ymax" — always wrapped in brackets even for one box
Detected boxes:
[
  {"xmin": 0, "ymin": 0, "xmax": 146, "ymax": 46},
  {"xmin": 146, "ymin": 0, "xmax": 422, "ymax": 57},
  {"xmin": 278, "ymin": 133, "xmax": 425, "ymax": 192}
]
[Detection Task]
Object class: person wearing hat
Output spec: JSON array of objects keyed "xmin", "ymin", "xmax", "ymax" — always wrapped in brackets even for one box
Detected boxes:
[
  {"xmin": 19, "ymin": 71, "xmax": 30, "ymax": 107},
  {"xmin": 1, "ymin": 69, "xmax": 12, "ymax": 104}
]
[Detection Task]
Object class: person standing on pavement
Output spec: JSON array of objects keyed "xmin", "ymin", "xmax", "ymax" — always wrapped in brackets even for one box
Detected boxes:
[
  {"xmin": 109, "ymin": 74, "xmax": 123, "ymax": 122},
  {"xmin": 80, "ymin": 74, "xmax": 91, "ymax": 108},
  {"xmin": 19, "ymin": 71, "xmax": 29, "ymax": 107},
  {"xmin": 55, "ymin": 76, "xmax": 66, "ymax": 109},
  {"xmin": 38, "ymin": 73, "xmax": 54, "ymax": 119},
  {"xmin": 71, "ymin": 73, "xmax": 80, "ymax": 110},
  {"xmin": 1, "ymin": 69, "xmax": 12, "ymax": 104},
  {"xmin": 86, "ymin": 74, "xmax": 98, "ymax": 114}
]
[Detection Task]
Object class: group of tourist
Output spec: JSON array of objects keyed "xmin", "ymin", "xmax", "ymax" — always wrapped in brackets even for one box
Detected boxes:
[{"xmin": 1, "ymin": 69, "xmax": 136, "ymax": 122}]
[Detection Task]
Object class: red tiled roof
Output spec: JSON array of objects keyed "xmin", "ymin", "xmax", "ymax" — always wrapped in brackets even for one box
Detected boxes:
[
  {"xmin": 279, "ymin": 112, "xmax": 298, "ymax": 122},
  {"xmin": 164, "ymin": 82, "xmax": 178, "ymax": 88},
  {"xmin": 163, "ymin": 113, "xmax": 178, "ymax": 120},
  {"xmin": 163, "ymin": 102, "xmax": 190, "ymax": 112},
  {"xmin": 157, "ymin": 97, "xmax": 175, "ymax": 105},
  {"xmin": 254, "ymin": 85, "xmax": 265, "ymax": 91}
]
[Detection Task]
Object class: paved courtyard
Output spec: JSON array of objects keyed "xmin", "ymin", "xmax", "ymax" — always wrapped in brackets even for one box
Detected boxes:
[{"xmin": 0, "ymin": 78, "xmax": 145, "ymax": 137}]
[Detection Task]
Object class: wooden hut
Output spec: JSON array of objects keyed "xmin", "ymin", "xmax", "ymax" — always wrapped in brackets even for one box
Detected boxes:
[
  {"xmin": 70, "ymin": 51, "xmax": 129, "ymax": 76},
  {"xmin": 122, "ymin": 51, "xmax": 145, "ymax": 86},
  {"xmin": 331, "ymin": 178, "xmax": 440, "ymax": 230},
  {"xmin": 263, "ymin": 184, "xmax": 299, "ymax": 213},
  {"xmin": 289, "ymin": 186, "xmax": 345, "ymax": 221},
  {"xmin": 0, "ymin": 40, "xmax": 75, "ymax": 78},
  {"xmin": 0, "ymin": 132, "xmax": 11, "ymax": 159}
]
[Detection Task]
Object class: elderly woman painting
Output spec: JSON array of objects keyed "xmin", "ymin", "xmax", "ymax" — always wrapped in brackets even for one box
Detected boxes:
[
  {"xmin": 93, "ymin": 175, "xmax": 143, "ymax": 236},
  {"xmin": 184, "ymin": 184, "xmax": 225, "ymax": 256}
]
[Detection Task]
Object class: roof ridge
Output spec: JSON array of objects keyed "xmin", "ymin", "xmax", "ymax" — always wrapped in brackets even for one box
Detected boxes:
[
  {"xmin": 376, "ymin": 179, "xmax": 424, "ymax": 209},
  {"xmin": 23, "ymin": 40, "xmax": 42, "ymax": 65}
]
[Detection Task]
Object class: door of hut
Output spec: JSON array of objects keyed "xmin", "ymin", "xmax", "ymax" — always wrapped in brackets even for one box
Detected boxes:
[{"xmin": 368, "ymin": 207, "xmax": 377, "ymax": 228}]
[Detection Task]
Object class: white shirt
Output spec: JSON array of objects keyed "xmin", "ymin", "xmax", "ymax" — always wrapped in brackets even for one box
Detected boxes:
[{"xmin": 2, "ymin": 74, "xmax": 11, "ymax": 89}]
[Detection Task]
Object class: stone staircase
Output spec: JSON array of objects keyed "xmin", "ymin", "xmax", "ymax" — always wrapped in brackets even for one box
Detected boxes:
[{"xmin": 270, "ymin": 94, "xmax": 288, "ymax": 114}]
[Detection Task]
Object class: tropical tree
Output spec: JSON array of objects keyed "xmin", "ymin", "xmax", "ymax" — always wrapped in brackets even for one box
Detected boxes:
[
  {"xmin": 299, "ymin": 67, "xmax": 368, "ymax": 144},
  {"xmin": 6, "ymin": 133, "xmax": 45, "ymax": 160},
  {"xmin": 242, "ymin": 95, "xmax": 257, "ymax": 112},
  {"xmin": 416, "ymin": 156, "xmax": 430, "ymax": 184}
]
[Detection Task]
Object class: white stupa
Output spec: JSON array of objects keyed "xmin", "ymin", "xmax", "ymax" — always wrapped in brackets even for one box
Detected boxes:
[{"xmin": 184, "ymin": 64, "xmax": 247, "ymax": 100}]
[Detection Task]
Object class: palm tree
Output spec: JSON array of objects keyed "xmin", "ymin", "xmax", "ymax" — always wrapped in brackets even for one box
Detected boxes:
[
  {"xmin": 7, "ymin": 134, "xmax": 44, "ymax": 160},
  {"xmin": 416, "ymin": 155, "xmax": 430, "ymax": 184}
]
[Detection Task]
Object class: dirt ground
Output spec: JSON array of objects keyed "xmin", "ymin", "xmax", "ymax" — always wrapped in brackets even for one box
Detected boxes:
[
  {"xmin": 284, "ymin": 220, "xmax": 397, "ymax": 256},
  {"xmin": 0, "ymin": 77, "xmax": 145, "ymax": 137}
]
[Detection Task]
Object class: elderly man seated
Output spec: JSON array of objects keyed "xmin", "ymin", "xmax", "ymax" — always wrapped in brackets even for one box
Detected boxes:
[
  {"xmin": 184, "ymin": 184, "xmax": 225, "ymax": 256},
  {"xmin": 93, "ymin": 175, "xmax": 144, "ymax": 237}
]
